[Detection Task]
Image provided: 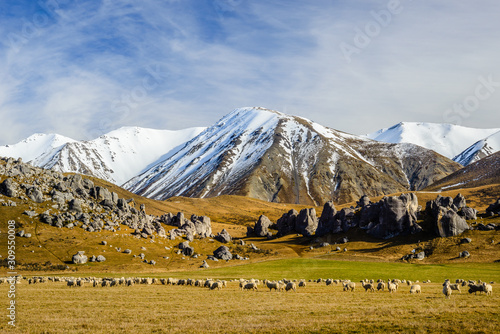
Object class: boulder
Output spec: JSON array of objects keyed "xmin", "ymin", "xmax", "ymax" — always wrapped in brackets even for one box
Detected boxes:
[
  {"xmin": 182, "ymin": 246, "xmax": 194, "ymax": 256},
  {"xmin": 68, "ymin": 199, "xmax": 83, "ymax": 213},
  {"xmin": 26, "ymin": 186, "xmax": 44, "ymax": 203},
  {"xmin": 426, "ymin": 195, "xmax": 469, "ymax": 237},
  {"xmin": 213, "ymin": 245, "xmax": 232, "ymax": 261},
  {"xmin": 178, "ymin": 241, "xmax": 190, "ymax": 249},
  {"xmin": 460, "ymin": 237, "xmax": 472, "ymax": 244},
  {"xmin": 295, "ymin": 208, "xmax": 318, "ymax": 237},
  {"xmin": 72, "ymin": 251, "xmax": 88, "ymax": 264},
  {"xmin": 254, "ymin": 215, "xmax": 272, "ymax": 237},
  {"xmin": 315, "ymin": 201, "xmax": 337, "ymax": 236},
  {"xmin": 200, "ymin": 260, "xmax": 209, "ymax": 268},
  {"xmin": 357, "ymin": 195, "xmax": 371, "ymax": 208},
  {"xmin": 486, "ymin": 198, "xmax": 500, "ymax": 215},
  {"xmin": 0, "ymin": 178, "xmax": 18, "ymax": 197},
  {"xmin": 459, "ymin": 207, "xmax": 477, "ymax": 220},
  {"xmin": 96, "ymin": 255, "xmax": 106, "ymax": 262},
  {"xmin": 276, "ymin": 209, "xmax": 298, "ymax": 236},
  {"xmin": 191, "ymin": 215, "xmax": 212, "ymax": 238},
  {"xmin": 215, "ymin": 229, "xmax": 232, "ymax": 243},
  {"xmin": 453, "ymin": 193, "xmax": 467, "ymax": 209},
  {"xmin": 435, "ymin": 209, "xmax": 469, "ymax": 237}
]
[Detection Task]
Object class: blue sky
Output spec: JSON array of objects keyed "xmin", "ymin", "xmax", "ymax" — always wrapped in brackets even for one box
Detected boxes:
[{"xmin": 1, "ymin": 0, "xmax": 499, "ymax": 144}]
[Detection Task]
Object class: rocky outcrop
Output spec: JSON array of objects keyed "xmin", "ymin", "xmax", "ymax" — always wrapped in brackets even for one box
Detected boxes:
[
  {"xmin": 295, "ymin": 208, "xmax": 318, "ymax": 237},
  {"xmin": 364, "ymin": 193, "xmax": 421, "ymax": 239},
  {"xmin": 276, "ymin": 209, "xmax": 298, "ymax": 236},
  {"xmin": 315, "ymin": 202, "xmax": 337, "ymax": 236},
  {"xmin": 426, "ymin": 194, "xmax": 469, "ymax": 237}
]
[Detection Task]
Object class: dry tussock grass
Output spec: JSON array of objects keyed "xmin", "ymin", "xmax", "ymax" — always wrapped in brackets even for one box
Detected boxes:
[{"xmin": 0, "ymin": 280, "xmax": 498, "ymax": 333}]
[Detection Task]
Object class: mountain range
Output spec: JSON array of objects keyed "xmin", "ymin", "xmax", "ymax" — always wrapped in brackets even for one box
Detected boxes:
[{"xmin": 1, "ymin": 107, "xmax": 498, "ymax": 204}]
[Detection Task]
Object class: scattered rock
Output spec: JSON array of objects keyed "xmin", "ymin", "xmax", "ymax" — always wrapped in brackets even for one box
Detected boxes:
[
  {"xmin": 215, "ymin": 229, "xmax": 232, "ymax": 243},
  {"xmin": 460, "ymin": 237, "xmax": 472, "ymax": 244},
  {"xmin": 96, "ymin": 255, "xmax": 106, "ymax": 262},
  {"xmin": 213, "ymin": 245, "xmax": 232, "ymax": 260},
  {"xmin": 72, "ymin": 251, "xmax": 87, "ymax": 264}
]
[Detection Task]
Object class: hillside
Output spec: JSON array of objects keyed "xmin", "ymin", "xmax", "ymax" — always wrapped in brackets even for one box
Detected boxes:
[
  {"xmin": 424, "ymin": 151, "xmax": 500, "ymax": 192},
  {"xmin": 1, "ymin": 157, "xmax": 499, "ymax": 275},
  {"xmin": 453, "ymin": 130, "xmax": 500, "ymax": 166}
]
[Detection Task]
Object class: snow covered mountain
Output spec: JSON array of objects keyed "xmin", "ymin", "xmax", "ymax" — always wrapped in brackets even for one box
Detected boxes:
[
  {"xmin": 125, "ymin": 107, "xmax": 461, "ymax": 205},
  {"xmin": 366, "ymin": 122, "xmax": 500, "ymax": 164},
  {"xmin": 453, "ymin": 130, "xmax": 500, "ymax": 166},
  {"xmin": 0, "ymin": 127, "xmax": 205, "ymax": 185}
]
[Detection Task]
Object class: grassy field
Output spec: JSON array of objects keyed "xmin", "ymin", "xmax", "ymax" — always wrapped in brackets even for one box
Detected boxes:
[{"xmin": 1, "ymin": 259, "xmax": 499, "ymax": 334}]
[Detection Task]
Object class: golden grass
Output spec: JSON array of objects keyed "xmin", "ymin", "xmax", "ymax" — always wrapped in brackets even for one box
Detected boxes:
[{"xmin": 0, "ymin": 278, "xmax": 498, "ymax": 334}]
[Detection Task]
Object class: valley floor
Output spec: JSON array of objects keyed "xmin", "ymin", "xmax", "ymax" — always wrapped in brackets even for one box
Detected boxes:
[{"xmin": 1, "ymin": 259, "xmax": 499, "ymax": 334}]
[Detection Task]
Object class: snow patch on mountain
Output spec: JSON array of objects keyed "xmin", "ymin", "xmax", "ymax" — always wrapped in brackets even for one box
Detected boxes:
[
  {"xmin": 453, "ymin": 130, "xmax": 500, "ymax": 166},
  {"xmin": 367, "ymin": 122, "xmax": 500, "ymax": 160}
]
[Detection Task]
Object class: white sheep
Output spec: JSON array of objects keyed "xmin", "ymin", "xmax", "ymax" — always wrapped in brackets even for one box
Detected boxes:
[
  {"xmin": 285, "ymin": 282, "xmax": 297, "ymax": 292},
  {"xmin": 243, "ymin": 282, "xmax": 258, "ymax": 291},
  {"xmin": 409, "ymin": 284, "xmax": 421, "ymax": 294},
  {"xmin": 443, "ymin": 282, "xmax": 452, "ymax": 298}
]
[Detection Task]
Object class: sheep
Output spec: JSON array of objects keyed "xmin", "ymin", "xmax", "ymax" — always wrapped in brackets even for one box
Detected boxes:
[
  {"xmin": 407, "ymin": 280, "xmax": 413, "ymax": 286},
  {"xmin": 277, "ymin": 282, "xmax": 286, "ymax": 292},
  {"xmin": 468, "ymin": 283, "xmax": 484, "ymax": 295},
  {"xmin": 126, "ymin": 279, "xmax": 134, "ymax": 286},
  {"xmin": 67, "ymin": 280, "xmax": 75, "ymax": 287},
  {"xmin": 243, "ymin": 282, "xmax": 258, "ymax": 291},
  {"xmin": 410, "ymin": 284, "xmax": 421, "ymax": 294},
  {"xmin": 360, "ymin": 281, "xmax": 375, "ymax": 292},
  {"xmin": 443, "ymin": 282, "xmax": 452, "ymax": 298},
  {"xmin": 77, "ymin": 279, "xmax": 85, "ymax": 287},
  {"xmin": 343, "ymin": 281, "xmax": 355, "ymax": 292},
  {"xmin": 483, "ymin": 283, "xmax": 493, "ymax": 296},
  {"xmin": 298, "ymin": 280, "xmax": 307, "ymax": 288},
  {"xmin": 387, "ymin": 282, "xmax": 398, "ymax": 293},
  {"xmin": 101, "ymin": 280, "xmax": 110, "ymax": 287},
  {"xmin": 285, "ymin": 282, "xmax": 297, "ymax": 292},
  {"xmin": 210, "ymin": 281, "xmax": 223, "ymax": 290},
  {"xmin": 325, "ymin": 279, "xmax": 333, "ymax": 286},
  {"xmin": 450, "ymin": 283, "xmax": 461, "ymax": 293},
  {"xmin": 377, "ymin": 282, "xmax": 386, "ymax": 292},
  {"xmin": 266, "ymin": 281, "xmax": 279, "ymax": 291}
]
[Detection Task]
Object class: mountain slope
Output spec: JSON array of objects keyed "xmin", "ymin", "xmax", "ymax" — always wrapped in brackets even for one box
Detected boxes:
[
  {"xmin": 0, "ymin": 127, "xmax": 205, "ymax": 185},
  {"xmin": 366, "ymin": 122, "xmax": 500, "ymax": 163},
  {"xmin": 424, "ymin": 151, "xmax": 500, "ymax": 191},
  {"xmin": 125, "ymin": 108, "xmax": 462, "ymax": 205},
  {"xmin": 453, "ymin": 130, "xmax": 500, "ymax": 166}
]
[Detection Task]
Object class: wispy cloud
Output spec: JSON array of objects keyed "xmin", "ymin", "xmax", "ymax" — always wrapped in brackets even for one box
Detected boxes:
[{"xmin": 1, "ymin": 0, "xmax": 499, "ymax": 144}]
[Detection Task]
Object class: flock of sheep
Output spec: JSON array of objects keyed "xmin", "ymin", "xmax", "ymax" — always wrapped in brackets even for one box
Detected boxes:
[{"xmin": 2, "ymin": 275, "xmax": 492, "ymax": 297}]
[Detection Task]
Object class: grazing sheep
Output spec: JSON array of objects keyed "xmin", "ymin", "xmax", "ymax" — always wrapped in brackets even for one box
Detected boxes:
[
  {"xmin": 210, "ymin": 281, "xmax": 223, "ymax": 290},
  {"xmin": 266, "ymin": 281, "xmax": 279, "ymax": 291},
  {"xmin": 325, "ymin": 279, "xmax": 333, "ymax": 286},
  {"xmin": 243, "ymin": 282, "xmax": 258, "ymax": 291},
  {"xmin": 126, "ymin": 279, "xmax": 134, "ymax": 286},
  {"xmin": 343, "ymin": 281, "xmax": 355, "ymax": 292},
  {"xmin": 67, "ymin": 280, "xmax": 75, "ymax": 287},
  {"xmin": 450, "ymin": 283, "xmax": 461, "ymax": 293},
  {"xmin": 77, "ymin": 279, "xmax": 85, "ymax": 287},
  {"xmin": 407, "ymin": 280, "xmax": 413, "ymax": 286},
  {"xmin": 387, "ymin": 282, "xmax": 398, "ymax": 293},
  {"xmin": 101, "ymin": 280, "xmax": 110, "ymax": 287},
  {"xmin": 377, "ymin": 282, "xmax": 386, "ymax": 292},
  {"xmin": 277, "ymin": 282, "xmax": 286, "ymax": 292},
  {"xmin": 443, "ymin": 282, "xmax": 452, "ymax": 298},
  {"xmin": 285, "ymin": 282, "xmax": 297, "ymax": 292},
  {"xmin": 468, "ymin": 283, "xmax": 484, "ymax": 295},
  {"xmin": 298, "ymin": 280, "xmax": 307, "ymax": 288},
  {"xmin": 360, "ymin": 281, "xmax": 375, "ymax": 292},
  {"xmin": 410, "ymin": 284, "xmax": 421, "ymax": 294},
  {"xmin": 160, "ymin": 278, "xmax": 167, "ymax": 285},
  {"xmin": 483, "ymin": 283, "xmax": 493, "ymax": 296}
]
